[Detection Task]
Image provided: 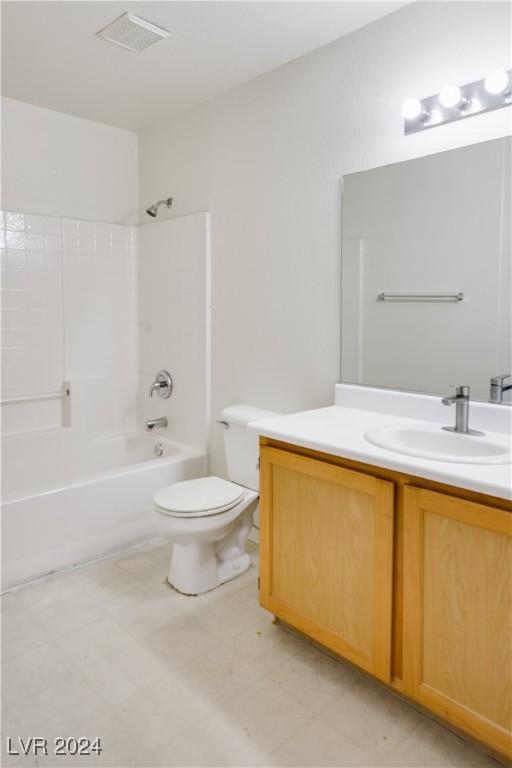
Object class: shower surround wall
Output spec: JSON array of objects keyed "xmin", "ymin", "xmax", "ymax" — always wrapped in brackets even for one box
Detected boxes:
[
  {"xmin": 1, "ymin": 97, "xmax": 140, "ymax": 438},
  {"xmin": 1, "ymin": 211, "xmax": 63, "ymax": 433},
  {"xmin": 138, "ymin": 212, "xmax": 211, "ymax": 452},
  {"xmin": 1, "ymin": 210, "xmax": 137, "ymax": 435},
  {"xmin": 62, "ymin": 218, "xmax": 137, "ymax": 435}
]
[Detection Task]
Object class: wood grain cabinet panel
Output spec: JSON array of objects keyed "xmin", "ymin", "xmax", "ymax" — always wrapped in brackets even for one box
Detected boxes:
[
  {"xmin": 259, "ymin": 446, "xmax": 394, "ymax": 682},
  {"xmin": 258, "ymin": 438, "xmax": 512, "ymax": 759},
  {"xmin": 403, "ymin": 486, "xmax": 512, "ymax": 759}
]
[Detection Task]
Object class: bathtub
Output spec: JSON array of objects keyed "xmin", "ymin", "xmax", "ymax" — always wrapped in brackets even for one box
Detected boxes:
[{"xmin": 1, "ymin": 431, "xmax": 206, "ymax": 590}]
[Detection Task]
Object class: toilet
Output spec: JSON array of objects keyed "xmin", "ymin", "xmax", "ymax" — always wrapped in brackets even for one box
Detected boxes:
[{"xmin": 154, "ymin": 405, "xmax": 278, "ymax": 595}]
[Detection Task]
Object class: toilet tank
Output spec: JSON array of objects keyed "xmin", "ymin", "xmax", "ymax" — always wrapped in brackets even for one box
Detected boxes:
[{"xmin": 221, "ymin": 405, "xmax": 280, "ymax": 490}]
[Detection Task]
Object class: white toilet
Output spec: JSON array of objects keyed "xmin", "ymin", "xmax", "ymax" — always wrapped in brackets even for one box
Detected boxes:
[{"xmin": 154, "ymin": 405, "xmax": 278, "ymax": 595}]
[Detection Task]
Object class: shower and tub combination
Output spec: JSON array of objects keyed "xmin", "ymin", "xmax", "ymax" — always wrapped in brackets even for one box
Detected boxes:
[
  {"xmin": 1, "ymin": 201, "xmax": 212, "ymax": 591},
  {"xmin": 2, "ymin": 363, "xmax": 205, "ymax": 590},
  {"xmin": 2, "ymin": 431, "xmax": 205, "ymax": 589}
]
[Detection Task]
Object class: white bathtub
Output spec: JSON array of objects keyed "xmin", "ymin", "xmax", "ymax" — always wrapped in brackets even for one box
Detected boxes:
[{"xmin": 1, "ymin": 431, "xmax": 206, "ymax": 590}]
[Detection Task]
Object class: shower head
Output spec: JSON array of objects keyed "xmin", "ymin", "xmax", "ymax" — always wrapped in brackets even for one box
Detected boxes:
[{"xmin": 146, "ymin": 198, "xmax": 173, "ymax": 217}]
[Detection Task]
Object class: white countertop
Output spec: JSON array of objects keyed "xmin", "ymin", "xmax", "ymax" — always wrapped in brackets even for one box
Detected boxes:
[{"xmin": 250, "ymin": 386, "xmax": 512, "ymax": 501}]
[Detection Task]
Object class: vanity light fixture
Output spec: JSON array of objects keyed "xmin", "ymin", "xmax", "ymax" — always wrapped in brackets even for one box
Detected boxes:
[
  {"xmin": 402, "ymin": 69, "xmax": 511, "ymax": 134},
  {"xmin": 439, "ymin": 84, "xmax": 468, "ymax": 110},
  {"xmin": 484, "ymin": 69, "xmax": 511, "ymax": 96},
  {"xmin": 401, "ymin": 98, "xmax": 427, "ymax": 121}
]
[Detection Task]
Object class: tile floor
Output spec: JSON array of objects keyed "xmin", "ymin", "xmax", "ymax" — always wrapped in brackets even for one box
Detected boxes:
[{"xmin": 1, "ymin": 539, "xmax": 502, "ymax": 768}]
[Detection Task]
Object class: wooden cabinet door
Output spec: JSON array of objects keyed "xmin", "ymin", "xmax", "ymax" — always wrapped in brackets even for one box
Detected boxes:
[
  {"xmin": 403, "ymin": 486, "xmax": 512, "ymax": 759},
  {"xmin": 259, "ymin": 446, "xmax": 394, "ymax": 682}
]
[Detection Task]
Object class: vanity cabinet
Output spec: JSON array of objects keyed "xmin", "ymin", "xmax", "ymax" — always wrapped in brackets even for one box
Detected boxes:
[
  {"xmin": 259, "ymin": 445, "xmax": 395, "ymax": 682},
  {"xmin": 259, "ymin": 438, "xmax": 512, "ymax": 760},
  {"xmin": 403, "ymin": 487, "xmax": 512, "ymax": 758}
]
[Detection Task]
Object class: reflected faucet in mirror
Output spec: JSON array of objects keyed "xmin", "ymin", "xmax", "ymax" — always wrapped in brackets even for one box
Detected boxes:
[{"xmin": 490, "ymin": 374, "xmax": 512, "ymax": 404}]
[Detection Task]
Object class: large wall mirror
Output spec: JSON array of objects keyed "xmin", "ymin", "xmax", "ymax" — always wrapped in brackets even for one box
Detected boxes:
[{"xmin": 341, "ymin": 137, "xmax": 511, "ymax": 403}]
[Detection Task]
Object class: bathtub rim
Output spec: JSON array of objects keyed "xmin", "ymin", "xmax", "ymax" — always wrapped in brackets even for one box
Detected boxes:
[{"xmin": 1, "ymin": 433, "xmax": 206, "ymax": 505}]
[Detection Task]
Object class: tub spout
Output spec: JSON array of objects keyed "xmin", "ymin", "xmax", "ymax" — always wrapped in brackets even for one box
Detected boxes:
[{"xmin": 145, "ymin": 417, "xmax": 168, "ymax": 431}]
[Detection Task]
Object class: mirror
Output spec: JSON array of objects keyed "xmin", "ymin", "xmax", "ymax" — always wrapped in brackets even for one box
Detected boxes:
[{"xmin": 341, "ymin": 137, "xmax": 511, "ymax": 402}]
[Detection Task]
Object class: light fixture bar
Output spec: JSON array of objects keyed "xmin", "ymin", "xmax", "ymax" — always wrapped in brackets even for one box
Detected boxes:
[{"xmin": 403, "ymin": 70, "xmax": 511, "ymax": 135}]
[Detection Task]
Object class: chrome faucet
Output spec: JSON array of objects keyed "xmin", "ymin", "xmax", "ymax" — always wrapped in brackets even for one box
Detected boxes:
[
  {"xmin": 489, "ymin": 374, "xmax": 512, "ymax": 404},
  {"xmin": 145, "ymin": 416, "xmax": 168, "ymax": 431},
  {"xmin": 442, "ymin": 385, "xmax": 484, "ymax": 436},
  {"xmin": 149, "ymin": 370, "xmax": 173, "ymax": 399}
]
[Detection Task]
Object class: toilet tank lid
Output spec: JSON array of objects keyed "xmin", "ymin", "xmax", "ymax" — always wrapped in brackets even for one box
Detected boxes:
[{"xmin": 221, "ymin": 404, "xmax": 281, "ymax": 428}]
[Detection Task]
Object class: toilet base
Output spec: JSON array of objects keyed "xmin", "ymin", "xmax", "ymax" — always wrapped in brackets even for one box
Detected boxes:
[
  {"xmin": 217, "ymin": 552, "xmax": 251, "ymax": 585},
  {"xmin": 157, "ymin": 488, "xmax": 258, "ymax": 596},
  {"xmin": 168, "ymin": 542, "xmax": 251, "ymax": 596}
]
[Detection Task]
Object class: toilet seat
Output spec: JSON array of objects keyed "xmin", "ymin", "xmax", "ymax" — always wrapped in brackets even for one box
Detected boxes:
[{"xmin": 154, "ymin": 476, "xmax": 245, "ymax": 518}]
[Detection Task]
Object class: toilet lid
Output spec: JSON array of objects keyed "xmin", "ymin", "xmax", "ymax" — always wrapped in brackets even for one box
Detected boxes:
[{"xmin": 154, "ymin": 476, "xmax": 244, "ymax": 516}]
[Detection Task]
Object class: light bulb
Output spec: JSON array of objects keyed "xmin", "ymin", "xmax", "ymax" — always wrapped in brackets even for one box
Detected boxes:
[
  {"xmin": 439, "ymin": 84, "xmax": 467, "ymax": 109},
  {"xmin": 484, "ymin": 69, "xmax": 510, "ymax": 96},
  {"xmin": 401, "ymin": 98, "xmax": 425, "ymax": 121}
]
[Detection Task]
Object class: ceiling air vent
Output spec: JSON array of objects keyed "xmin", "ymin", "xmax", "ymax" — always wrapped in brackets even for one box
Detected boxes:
[{"xmin": 96, "ymin": 12, "xmax": 171, "ymax": 53}]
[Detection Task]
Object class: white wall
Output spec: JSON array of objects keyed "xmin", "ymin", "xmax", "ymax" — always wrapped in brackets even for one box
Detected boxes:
[
  {"xmin": 138, "ymin": 213, "xmax": 210, "ymax": 450},
  {"xmin": 1, "ymin": 98, "xmax": 139, "ymax": 437},
  {"xmin": 1, "ymin": 97, "xmax": 138, "ymax": 224},
  {"xmin": 138, "ymin": 1, "xmax": 512, "ymax": 475}
]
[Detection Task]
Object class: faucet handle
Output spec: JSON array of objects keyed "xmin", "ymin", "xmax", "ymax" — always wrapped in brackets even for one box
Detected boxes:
[
  {"xmin": 149, "ymin": 370, "xmax": 173, "ymax": 399},
  {"xmin": 442, "ymin": 385, "xmax": 470, "ymax": 406},
  {"xmin": 446, "ymin": 384, "xmax": 470, "ymax": 397}
]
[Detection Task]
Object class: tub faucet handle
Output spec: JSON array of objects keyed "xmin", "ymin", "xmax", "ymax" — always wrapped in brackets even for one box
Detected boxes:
[{"xmin": 149, "ymin": 370, "xmax": 173, "ymax": 399}]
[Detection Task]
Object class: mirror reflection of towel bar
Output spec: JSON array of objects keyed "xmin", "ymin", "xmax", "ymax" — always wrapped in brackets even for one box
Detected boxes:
[{"xmin": 376, "ymin": 292, "xmax": 464, "ymax": 303}]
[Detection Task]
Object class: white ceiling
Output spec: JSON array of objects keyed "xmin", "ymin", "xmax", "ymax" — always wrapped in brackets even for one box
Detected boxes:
[{"xmin": 2, "ymin": 1, "xmax": 407, "ymax": 131}]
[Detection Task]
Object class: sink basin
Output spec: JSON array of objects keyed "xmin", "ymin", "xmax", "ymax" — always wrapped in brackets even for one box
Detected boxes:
[{"xmin": 364, "ymin": 423, "xmax": 511, "ymax": 465}]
